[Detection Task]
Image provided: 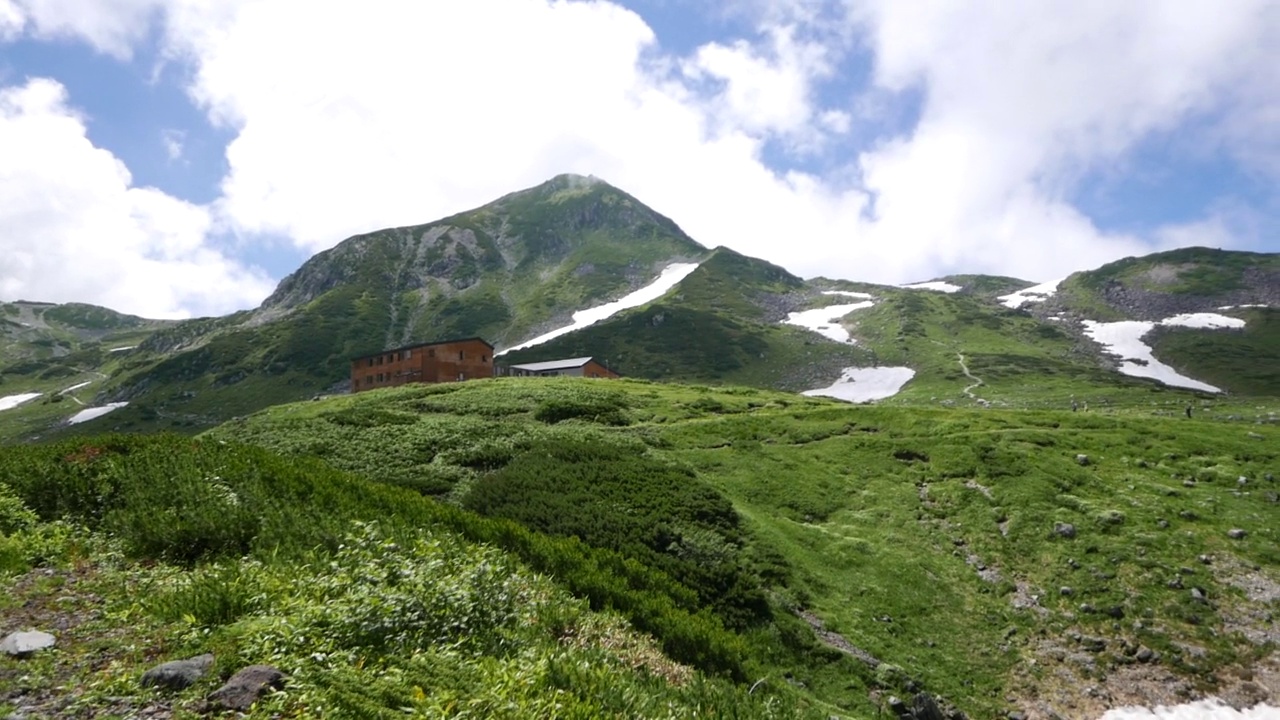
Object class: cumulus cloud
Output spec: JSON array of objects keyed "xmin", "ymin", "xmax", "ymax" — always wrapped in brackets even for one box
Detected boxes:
[
  {"xmin": 848, "ymin": 0, "xmax": 1280, "ymax": 278},
  {"xmin": 2, "ymin": 0, "xmax": 1277, "ymax": 307},
  {"xmin": 0, "ymin": 78, "xmax": 273, "ymax": 318},
  {"xmin": 6, "ymin": 0, "xmax": 165, "ymax": 58}
]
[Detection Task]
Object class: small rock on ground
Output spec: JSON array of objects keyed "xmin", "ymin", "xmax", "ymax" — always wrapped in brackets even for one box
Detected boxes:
[
  {"xmin": 1053, "ymin": 522, "xmax": 1076, "ymax": 539},
  {"xmin": 208, "ymin": 664, "xmax": 286, "ymax": 712},
  {"xmin": 141, "ymin": 653, "xmax": 215, "ymax": 691},
  {"xmin": 0, "ymin": 630, "xmax": 56, "ymax": 658}
]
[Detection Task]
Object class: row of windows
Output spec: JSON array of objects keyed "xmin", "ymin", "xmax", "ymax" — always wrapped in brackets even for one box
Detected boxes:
[{"xmin": 364, "ymin": 348, "xmax": 492, "ymax": 367}]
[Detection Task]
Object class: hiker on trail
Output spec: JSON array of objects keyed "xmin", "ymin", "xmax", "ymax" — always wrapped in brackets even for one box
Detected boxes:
[
  {"xmin": 1186, "ymin": 405, "xmax": 1193, "ymax": 419},
  {"xmin": 1071, "ymin": 400, "xmax": 1078, "ymax": 412}
]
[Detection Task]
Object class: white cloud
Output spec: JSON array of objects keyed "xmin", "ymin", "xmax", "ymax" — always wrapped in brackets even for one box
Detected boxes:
[
  {"xmin": 2, "ymin": 0, "xmax": 1276, "ymax": 307},
  {"xmin": 846, "ymin": 0, "xmax": 1279, "ymax": 279},
  {"xmin": 7, "ymin": 0, "xmax": 165, "ymax": 58},
  {"xmin": 684, "ymin": 25, "xmax": 832, "ymax": 141},
  {"xmin": 0, "ymin": 78, "xmax": 273, "ymax": 318},
  {"xmin": 161, "ymin": 128, "xmax": 184, "ymax": 161},
  {"xmin": 0, "ymin": 0, "xmax": 24, "ymax": 40}
]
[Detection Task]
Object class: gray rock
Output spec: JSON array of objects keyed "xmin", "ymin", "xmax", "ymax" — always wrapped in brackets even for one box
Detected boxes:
[
  {"xmin": 1238, "ymin": 476, "xmax": 1249, "ymax": 486},
  {"xmin": 1167, "ymin": 575, "xmax": 1183, "ymax": 589},
  {"xmin": 1053, "ymin": 522, "xmax": 1076, "ymax": 539},
  {"xmin": 1059, "ymin": 586, "xmax": 1074, "ymax": 596},
  {"xmin": 1198, "ymin": 554, "xmax": 1212, "ymax": 564},
  {"xmin": 141, "ymin": 653, "xmax": 215, "ymax": 691},
  {"xmin": 912, "ymin": 693, "xmax": 946, "ymax": 720},
  {"xmin": 0, "ymin": 630, "xmax": 55, "ymax": 658},
  {"xmin": 1191, "ymin": 587, "xmax": 1207, "ymax": 602},
  {"xmin": 1076, "ymin": 454, "xmax": 1090, "ymax": 466},
  {"xmin": 1266, "ymin": 472, "xmax": 1275, "ymax": 482},
  {"xmin": 1080, "ymin": 636, "xmax": 1107, "ymax": 652},
  {"xmin": 1156, "ymin": 518, "xmax": 1169, "ymax": 528},
  {"xmin": 1228, "ymin": 528, "xmax": 1248, "ymax": 539},
  {"xmin": 208, "ymin": 664, "xmax": 286, "ymax": 712},
  {"xmin": 1136, "ymin": 646, "xmax": 1155, "ymax": 662},
  {"xmin": 1008, "ymin": 713, "xmax": 1028, "ymax": 720}
]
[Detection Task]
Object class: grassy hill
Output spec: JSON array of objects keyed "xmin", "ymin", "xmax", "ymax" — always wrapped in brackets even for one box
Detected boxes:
[
  {"xmin": 0, "ymin": 431, "xmax": 823, "ymax": 718},
  {"xmin": 181, "ymin": 377, "xmax": 1280, "ymax": 718}
]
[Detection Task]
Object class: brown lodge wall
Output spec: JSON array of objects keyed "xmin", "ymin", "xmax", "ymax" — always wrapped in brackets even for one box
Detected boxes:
[{"xmin": 351, "ymin": 338, "xmax": 494, "ymax": 392}]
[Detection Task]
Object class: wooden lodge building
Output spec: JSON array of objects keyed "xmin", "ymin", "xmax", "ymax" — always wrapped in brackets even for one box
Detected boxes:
[
  {"xmin": 351, "ymin": 337, "xmax": 494, "ymax": 393},
  {"xmin": 350, "ymin": 338, "xmax": 619, "ymax": 393}
]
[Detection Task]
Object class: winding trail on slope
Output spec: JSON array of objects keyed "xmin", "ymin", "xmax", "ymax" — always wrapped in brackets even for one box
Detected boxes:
[{"xmin": 957, "ymin": 352, "xmax": 989, "ymax": 405}]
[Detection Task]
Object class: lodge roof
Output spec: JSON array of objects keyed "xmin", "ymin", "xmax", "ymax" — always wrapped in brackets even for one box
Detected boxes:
[
  {"xmin": 507, "ymin": 356, "xmax": 596, "ymax": 372},
  {"xmin": 351, "ymin": 337, "xmax": 493, "ymax": 361}
]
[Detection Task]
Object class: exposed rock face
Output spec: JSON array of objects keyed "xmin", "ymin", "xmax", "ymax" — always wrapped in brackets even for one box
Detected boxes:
[
  {"xmin": 1090, "ymin": 266, "xmax": 1280, "ymax": 321},
  {"xmin": 207, "ymin": 665, "xmax": 286, "ymax": 712},
  {"xmin": 140, "ymin": 653, "xmax": 215, "ymax": 691}
]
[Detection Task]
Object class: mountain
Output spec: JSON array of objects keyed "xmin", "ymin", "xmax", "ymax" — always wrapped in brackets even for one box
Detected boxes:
[{"xmin": 0, "ymin": 176, "xmax": 1277, "ymax": 445}]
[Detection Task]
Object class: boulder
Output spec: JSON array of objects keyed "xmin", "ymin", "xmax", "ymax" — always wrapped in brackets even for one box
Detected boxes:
[
  {"xmin": 1228, "ymin": 528, "xmax": 1248, "ymax": 539},
  {"xmin": 1053, "ymin": 522, "xmax": 1076, "ymax": 539},
  {"xmin": 0, "ymin": 630, "xmax": 55, "ymax": 658},
  {"xmin": 141, "ymin": 653, "xmax": 215, "ymax": 691},
  {"xmin": 207, "ymin": 665, "xmax": 286, "ymax": 712},
  {"xmin": 1075, "ymin": 454, "xmax": 1090, "ymax": 466}
]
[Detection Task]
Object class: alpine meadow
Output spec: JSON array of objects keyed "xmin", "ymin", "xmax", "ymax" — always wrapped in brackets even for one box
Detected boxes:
[{"xmin": 2, "ymin": 176, "xmax": 1278, "ymax": 720}]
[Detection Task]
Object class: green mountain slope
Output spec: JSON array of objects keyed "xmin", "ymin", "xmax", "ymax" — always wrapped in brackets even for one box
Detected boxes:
[
  {"xmin": 0, "ymin": 176, "xmax": 713, "ymax": 440},
  {"xmin": 202, "ymin": 377, "xmax": 1280, "ymax": 718},
  {"xmin": 500, "ymin": 248, "xmax": 873, "ymax": 391}
]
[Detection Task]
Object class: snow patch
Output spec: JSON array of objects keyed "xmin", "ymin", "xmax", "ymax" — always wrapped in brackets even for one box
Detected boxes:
[
  {"xmin": 1083, "ymin": 321, "xmax": 1220, "ymax": 392},
  {"xmin": 0, "ymin": 392, "xmax": 42, "ymax": 412},
  {"xmin": 902, "ymin": 281, "xmax": 963, "ymax": 293},
  {"xmin": 998, "ymin": 278, "xmax": 1063, "ymax": 308},
  {"xmin": 820, "ymin": 290, "xmax": 874, "ymax": 300},
  {"xmin": 784, "ymin": 301, "xmax": 874, "ymax": 343},
  {"xmin": 499, "ymin": 263, "xmax": 700, "ymax": 355},
  {"xmin": 1217, "ymin": 305, "xmax": 1268, "ymax": 311},
  {"xmin": 108, "ymin": 345, "xmax": 136, "ymax": 352},
  {"xmin": 67, "ymin": 402, "xmax": 128, "ymax": 425},
  {"xmin": 1161, "ymin": 313, "xmax": 1246, "ymax": 329},
  {"xmin": 1101, "ymin": 700, "xmax": 1280, "ymax": 719},
  {"xmin": 60, "ymin": 381, "xmax": 93, "ymax": 394},
  {"xmin": 802, "ymin": 367, "xmax": 916, "ymax": 403}
]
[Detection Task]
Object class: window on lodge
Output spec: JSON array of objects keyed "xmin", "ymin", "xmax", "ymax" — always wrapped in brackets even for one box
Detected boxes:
[
  {"xmin": 428, "ymin": 349, "xmax": 435, "ymax": 358},
  {"xmin": 459, "ymin": 351, "xmax": 464, "ymax": 360},
  {"xmin": 403, "ymin": 349, "xmax": 412, "ymax": 360},
  {"xmin": 367, "ymin": 358, "xmax": 374, "ymax": 368},
  {"xmin": 365, "ymin": 375, "xmax": 373, "ymax": 385}
]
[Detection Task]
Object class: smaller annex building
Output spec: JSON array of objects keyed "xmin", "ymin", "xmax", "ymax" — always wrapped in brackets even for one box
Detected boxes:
[
  {"xmin": 351, "ymin": 337, "xmax": 493, "ymax": 393},
  {"xmin": 501, "ymin": 356, "xmax": 619, "ymax": 379}
]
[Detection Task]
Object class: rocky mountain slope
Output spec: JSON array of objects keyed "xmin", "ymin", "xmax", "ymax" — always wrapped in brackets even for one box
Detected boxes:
[{"xmin": 0, "ymin": 176, "xmax": 1277, "ymax": 444}]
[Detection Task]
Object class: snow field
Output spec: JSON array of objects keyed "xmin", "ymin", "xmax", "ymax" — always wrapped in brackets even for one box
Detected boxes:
[
  {"xmin": 802, "ymin": 367, "xmax": 917, "ymax": 403},
  {"xmin": 0, "ymin": 392, "xmax": 42, "ymax": 412},
  {"xmin": 998, "ymin": 278, "xmax": 1064, "ymax": 308},
  {"xmin": 67, "ymin": 402, "xmax": 129, "ymax": 425},
  {"xmin": 499, "ymin": 262, "xmax": 700, "ymax": 354},
  {"xmin": 1100, "ymin": 700, "xmax": 1279, "ymax": 719},
  {"xmin": 901, "ymin": 280, "xmax": 963, "ymax": 293}
]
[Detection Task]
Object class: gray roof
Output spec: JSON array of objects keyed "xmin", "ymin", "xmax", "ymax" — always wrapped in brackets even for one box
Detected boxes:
[{"xmin": 508, "ymin": 356, "xmax": 595, "ymax": 372}]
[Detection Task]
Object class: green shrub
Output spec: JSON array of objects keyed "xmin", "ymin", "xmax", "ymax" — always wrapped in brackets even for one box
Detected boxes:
[{"xmin": 463, "ymin": 437, "xmax": 770, "ymax": 632}]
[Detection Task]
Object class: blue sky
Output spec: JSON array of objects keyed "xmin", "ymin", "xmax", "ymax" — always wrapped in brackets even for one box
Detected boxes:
[{"xmin": 0, "ymin": 0, "xmax": 1276, "ymax": 317}]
